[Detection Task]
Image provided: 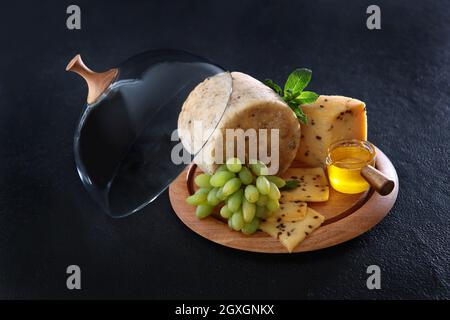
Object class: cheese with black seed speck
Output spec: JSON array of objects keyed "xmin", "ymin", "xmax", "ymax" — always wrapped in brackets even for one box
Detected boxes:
[
  {"xmin": 178, "ymin": 72, "xmax": 301, "ymax": 175},
  {"xmin": 260, "ymin": 207, "xmax": 325, "ymax": 252},
  {"xmin": 267, "ymin": 201, "xmax": 307, "ymax": 222},
  {"xmin": 280, "ymin": 167, "xmax": 329, "ymax": 202},
  {"xmin": 295, "ymin": 95, "xmax": 367, "ymax": 167}
]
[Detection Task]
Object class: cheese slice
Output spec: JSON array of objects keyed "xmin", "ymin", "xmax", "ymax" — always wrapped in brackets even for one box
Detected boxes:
[
  {"xmin": 267, "ymin": 201, "xmax": 307, "ymax": 222},
  {"xmin": 295, "ymin": 95, "xmax": 367, "ymax": 167},
  {"xmin": 178, "ymin": 72, "xmax": 301, "ymax": 175},
  {"xmin": 280, "ymin": 167, "xmax": 329, "ymax": 202},
  {"xmin": 260, "ymin": 207, "xmax": 325, "ymax": 252}
]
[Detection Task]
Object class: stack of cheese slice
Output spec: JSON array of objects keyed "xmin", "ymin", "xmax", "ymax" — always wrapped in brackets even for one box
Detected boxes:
[
  {"xmin": 259, "ymin": 167, "xmax": 328, "ymax": 252},
  {"xmin": 260, "ymin": 207, "xmax": 325, "ymax": 253}
]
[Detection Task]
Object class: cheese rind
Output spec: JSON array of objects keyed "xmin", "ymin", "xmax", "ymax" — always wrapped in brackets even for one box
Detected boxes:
[
  {"xmin": 280, "ymin": 167, "xmax": 329, "ymax": 202},
  {"xmin": 260, "ymin": 207, "xmax": 325, "ymax": 252},
  {"xmin": 295, "ymin": 95, "xmax": 367, "ymax": 167},
  {"xmin": 178, "ymin": 72, "xmax": 301, "ymax": 175},
  {"xmin": 177, "ymin": 72, "xmax": 232, "ymax": 156}
]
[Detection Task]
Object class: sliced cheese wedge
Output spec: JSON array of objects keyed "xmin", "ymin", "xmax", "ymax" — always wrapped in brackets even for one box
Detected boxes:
[
  {"xmin": 267, "ymin": 201, "xmax": 307, "ymax": 223},
  {"xmin": 295, "ymin": 95, "xmax": 367, "ymax": 167},
  {"xmin": 260, "ymin": 207, "xmax": 325, "ymax": 253},
  {"xmin": 280, "ymin": 167, "xmax": 329, "ymax": 202}
]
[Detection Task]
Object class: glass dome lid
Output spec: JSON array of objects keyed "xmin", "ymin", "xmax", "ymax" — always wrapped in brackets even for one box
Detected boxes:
[{"xmin": 67, "ymin": 49, "xmax": 231, "ymax": 218}]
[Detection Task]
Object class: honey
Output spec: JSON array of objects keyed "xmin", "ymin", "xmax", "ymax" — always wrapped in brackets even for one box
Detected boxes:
[{"xmin": 326, "ymin": 140, "xmax": 376, "ymax": 194}]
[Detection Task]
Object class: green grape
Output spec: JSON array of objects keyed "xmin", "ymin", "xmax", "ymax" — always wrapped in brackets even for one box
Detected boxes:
[
  {"xmin": 268, "ymin": 182, "xmax": 281, "ymax": 200},
  {"xmin": 194, "ymin": 173, "xmax": 212, "ymax": 188},
  {"xmin": 241, "ymin": 218, "xmax": 260, "ymax": 235},
  {"xmin": 238, "ymin": 166, "xmax": 254, "ymax": 185},
  {"xmin": 231, "ymin": 211, "xmax": 245, "ymax": 231},
  {"xmin": 186, "ymin": 188, "xmax": 209, "ymax": 205},
  {"xmin": 256, "ymin": 176, "xmax": 270, "ymax": 195},
  {"xmin": 216, "ymin": 187, "xmax": 226, "ymax": 201},
  {"xmin": 249, "ymin": 161, "xmax": 269, "ymax": 176},
  {"xmin": 242, "ymin": 199, "xmax": 256, "ymax": 223},
  {"xmin": 220, "ymin": 205, "xmax": 233, "ymax": 219},
  {"xmin": 196, "ymin": 187, "xmax": 212, "ymax": 194},
  {"xmin": 210, "ymin": 171, "xmax": 235, "ymax": 187},
  {"xmin": 227, "ymin": 189, "xmax": 243, "ymax": 212},
  {"xmin": 267, "ymin": 176, "xmax": 286, "ymax": 188},
  {"xmin": 207, "ymin": 188, "xmax": 221, "ymax": 206},
  {"xmin": 244, "ymin": 185, "xmax": 259, "ymax": 203},
  {"xmin": 195, "ymin": 204, "xmax": 213, "ymax": 219},
  {"xmin": 255, "ymin": 205, "xmax": 269, "ymax": 219},
  {"xmin": 228, "ymin": 217, "xmax": 233, "ymax": 229},
  {"xmin": 266, "ymin": 198, "xmax": 280, "ymax": 212},
  {"xmin": 222, "ymin": 178, "xmax": 242, "ymax": 196},
  {"xmin": 256, "ymin": 194, "xmax": 269, "ymax": 206},
  {"xmin": 216, "ymin": 164, "xmax": 228, "ymax": 172},
  {"xmin": 226, "ymin": 157, "xmax": 242, "ymax": 173}
]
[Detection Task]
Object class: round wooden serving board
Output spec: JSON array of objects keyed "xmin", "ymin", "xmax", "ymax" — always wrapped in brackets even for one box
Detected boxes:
[{"xmin": 169, "ymin": 148, "xmax": 399, "ymax": 253}]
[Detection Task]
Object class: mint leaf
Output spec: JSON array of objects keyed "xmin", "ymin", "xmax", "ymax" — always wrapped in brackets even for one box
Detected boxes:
[
  {"xmin": 263, "ymin": 68, "xmax": 318, "ymax": 124},
  {"xmin": 264, "ymin": 79, "xmax": 282, "ymax": 96},
  {"xmin": 284, "ymin": 68, "xmax": 312, "ymax": 96},
  {"xmin": 295, "ymin": 91, "xmax": 319, "ymax": 105},
  {"xmin": 284, "ymin": 88, "xmax": 297, "ymax": 101},
  {"xmin": 280, "ymin": 179, "xmax": 299, "ymax": 190},
  {"xmin": 291, "ymin": 104, "xmax": 308, "ymax": 124}
]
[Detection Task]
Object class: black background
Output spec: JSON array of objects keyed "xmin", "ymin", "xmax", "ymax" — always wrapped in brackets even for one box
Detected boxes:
[{"xmin": 0, "ymin": 0, "xmax": 448, "ymax": 299}]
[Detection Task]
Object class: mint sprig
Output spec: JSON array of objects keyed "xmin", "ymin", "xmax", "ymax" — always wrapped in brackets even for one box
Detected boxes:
[
  {"xmin": 264, "ymin": 79, "xmax": 282, "ymax": 96},
  {"xmin": 264, "ymin": 68, "xmax": 318, "ymax": 124}
]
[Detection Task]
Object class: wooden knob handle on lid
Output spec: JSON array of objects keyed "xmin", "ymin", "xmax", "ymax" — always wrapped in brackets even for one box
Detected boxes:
[
  {"xmin": 361, "ymin": 165, "xmax": 395, "ymax": 196},
  {"xmin": 66, "ymin": 54, "xmax": 118, "ymax": 104}
]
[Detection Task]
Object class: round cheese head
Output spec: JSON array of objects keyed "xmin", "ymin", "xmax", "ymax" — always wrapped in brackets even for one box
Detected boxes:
[{"xmin": 178, "ymin": 71, "xmax": 301, "ymax": 175}]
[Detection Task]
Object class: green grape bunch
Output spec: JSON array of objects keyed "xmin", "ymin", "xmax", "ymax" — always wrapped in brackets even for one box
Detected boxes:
[{"xmin": 186, "ymin": 158, "xmax": 287, "ymax": 235}]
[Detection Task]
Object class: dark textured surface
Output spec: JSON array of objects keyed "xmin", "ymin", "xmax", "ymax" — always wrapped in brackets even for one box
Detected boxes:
[{"xmin": 0, "ymin": 0, "xmax": 448, "ymax": 299}]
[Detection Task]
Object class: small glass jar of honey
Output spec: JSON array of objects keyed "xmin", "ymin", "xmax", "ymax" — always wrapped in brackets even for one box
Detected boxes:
[{"xmin": 325, "ymin": 139, "xmax": 376, "ymax": 194}]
